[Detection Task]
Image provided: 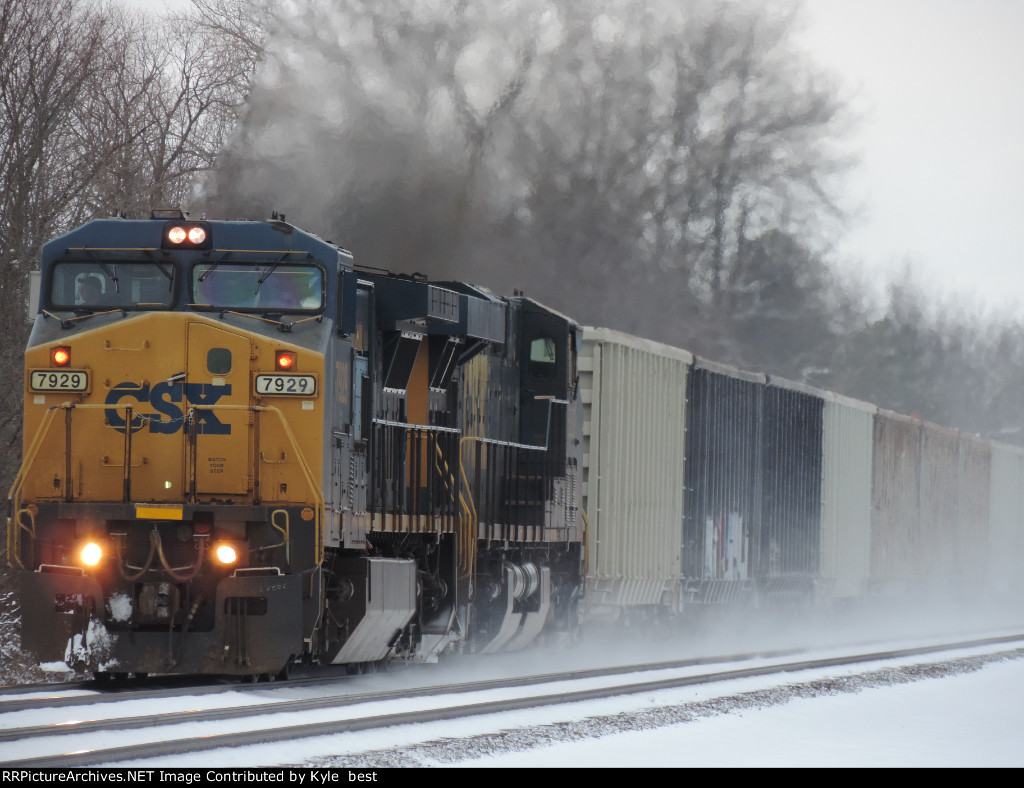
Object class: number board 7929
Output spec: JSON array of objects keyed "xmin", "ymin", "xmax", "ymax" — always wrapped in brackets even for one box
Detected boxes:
[
  {"xmin": 254, "ymin": 374, "xmax": 317, "ymax": 396},
  {"xmin": 30, "ymin": 369, "xmax": 89, "ymax": 392}
]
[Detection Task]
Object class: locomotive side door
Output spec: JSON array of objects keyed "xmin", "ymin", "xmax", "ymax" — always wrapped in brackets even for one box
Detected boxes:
[
  {"xmin": 518, "ymin": 302, "xmax": 570, "ymax": 449},
  {"xmin": 343, "ymin": 281, "xmax": 374, "ymax": 544}
]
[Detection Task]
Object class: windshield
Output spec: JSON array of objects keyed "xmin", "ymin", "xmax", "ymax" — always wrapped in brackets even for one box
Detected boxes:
[
  {"xmin": 192, "ymin": 263, "xmax": 324, "ymax": 312},
  {"xmin": 50, "ymin": 261, "xmax": 176, "ymax": 309}
]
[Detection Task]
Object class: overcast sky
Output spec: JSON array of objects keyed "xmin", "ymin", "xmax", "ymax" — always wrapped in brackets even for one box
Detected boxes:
[
  {"xmin": 128, "ymin": 0, "xmax": 1024, "ymax": 311},
  {"xmin": 797, "ymin": 0, "xmax": 1024, "ymax": 312}
]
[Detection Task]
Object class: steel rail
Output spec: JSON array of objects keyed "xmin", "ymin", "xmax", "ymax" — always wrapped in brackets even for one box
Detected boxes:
[
  {"xmin": 0, "ymin": 644, "xmax": 806, "ymax": 713},
  {"xmin": 3, "ymin": 632, "xmax": 1023, "ymax": 767}
]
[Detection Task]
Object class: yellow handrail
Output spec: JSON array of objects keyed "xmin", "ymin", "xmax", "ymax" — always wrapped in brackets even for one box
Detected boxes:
[
  {"xmin": 457, "ymin": 437, "xmax": 484, "ymax": 582},
  {"xmin": 225, "ymin": 403, "xmax": 325, "ymax": 566},
  {"xmin": 7, "ymin": 404, "xmax": 64, "ymax": 567},
  {"xmin": 6, "ymin": 402, "xmax": 325, "ymax": 567},
  {"xmin": 267, "ymin": 508, "xmax": 291, "ymax": 564},
  {"xmin": 433, "ymin": 441, "xmax": 475, "ymax": 577}
]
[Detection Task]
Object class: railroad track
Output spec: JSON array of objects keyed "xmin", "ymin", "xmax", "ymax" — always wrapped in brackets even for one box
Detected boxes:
[{"xmin": 2, "ymin": 632, "xmax": 1022, "ymax": 767}]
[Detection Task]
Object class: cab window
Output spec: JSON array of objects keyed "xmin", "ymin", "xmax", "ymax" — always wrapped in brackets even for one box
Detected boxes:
[
  {"xmin": 529, "ymin": 336, "xmax": 557, "ymax": 379},
  {"xmin": 50, "ymin": 261, "xmax": 175, "ymax": 309},
  {"xmin": 192, "ymin": 263, "xmax": 324, "ymax": 312}
]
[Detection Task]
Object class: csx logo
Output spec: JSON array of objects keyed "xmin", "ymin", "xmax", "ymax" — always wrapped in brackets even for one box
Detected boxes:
[{"xmin": 105, "ymin": 382, "xmax": 232, "ymax": 435}]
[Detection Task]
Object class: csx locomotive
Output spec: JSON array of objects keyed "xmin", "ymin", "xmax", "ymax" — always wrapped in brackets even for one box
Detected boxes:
[
  {"xmin": 8, "ymin": 213, "xmax": 583, "ymax": 678},
  {"xmin": 10, "ymin": 214, "xmax": 1024, "ymax": 680}
]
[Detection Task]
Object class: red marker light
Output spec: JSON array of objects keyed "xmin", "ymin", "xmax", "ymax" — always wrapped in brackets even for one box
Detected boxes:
[
  {"xmin": 167, "ymin": 226, "xmax": 187, "ymax": 244},
  {"xmin": 275, "ymin": 351, "xmax": 296, "ymax": 371},
  {"xmin": 51, "ymin": 347, "xmax": 70, "ymax": 366}
]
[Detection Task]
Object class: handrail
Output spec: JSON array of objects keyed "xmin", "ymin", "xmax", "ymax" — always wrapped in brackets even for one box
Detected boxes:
[
  {"xmin": 454, "ymin": 397, "xmax": 570, "ymax": 586},
  {"xmin": 267, "ymin": 508, "xmax": 291, "ymax": 564},
  {"xmin": 6, "ymin": 507, "xmax": 35, "ymax": 570},
  {"xmin": 8, "ymin": 403, "xmax": 64, "ymax": 503},
  {"xmin": 6, "ymin": 401, "xmax": 325, "ymax": 568},
  {"xmin": 581, "ymin": 508, "xmax": 590, "ymax": 579},
  {"xmin": 7, "ymin": 403, "xmax": 65, "ymax": 567},
  {"xmin": 371, "ymin": 420, "xmax": 466, "ymax": 537},
  {"xmin": 433, "ymin": 440, "xmax": 475, "ymax": 577},
  {"xmin": 457, "ymin": 438, "xmax": 481, "ymax": 580},
  {"xmin": 222, "ymin": 403, "xmax": 324, "ymax": 565}
]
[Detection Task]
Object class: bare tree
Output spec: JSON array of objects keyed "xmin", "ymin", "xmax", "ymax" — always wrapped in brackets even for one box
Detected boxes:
[
  {"xmin": 77, "ymin": 1, "xmax": 264, "ymax": 218},
  {"xmin": 0, "ymin": 0, "xmax": 267, "ymax": 681},
  {"xmin": 143, "ymin": 1, "xmax": 265, "ymax": 208},
  {"xmin": 69, "ymin": 8, "xmax": 166, "ymax": 220},
  {"xmin": 0, "ymin": 0, "xmax": 113, "ymax": 683},
  {"xmin": 1, "ymin": 0, "xmax": 265, "ymax": 490},
  {"xmin": 0, "ymin": 0, "xmax": 108, "ymax": 487},
  {"xmin": 188, "ymin": 0, "xmax": 267, "ymax": 91}
]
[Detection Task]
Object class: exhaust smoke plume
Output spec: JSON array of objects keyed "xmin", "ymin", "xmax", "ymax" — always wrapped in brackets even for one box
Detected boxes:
[
  {"xmin": 204, "ymin": 0, "xmax": 850, "ymax": 364},
  {"xmin": 202, "ymin": 0, "xmax": 1024, "ymax": 442}
]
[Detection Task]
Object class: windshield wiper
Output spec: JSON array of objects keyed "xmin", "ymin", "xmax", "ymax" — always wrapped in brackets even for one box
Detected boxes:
[
  {"xmin": 153, "ymin": 260, "xmax": 174, "ymax": 288},
  {"xmin": 218, "ymin": 309, "xmax": 295, "ymax": 333},
  {"xmin": 253, "ymin": 254, "xmax": 289, "ymax": 299},
  {"xmin": 85, "ymin": 255, "xmax": 119, "ymax": 294}
]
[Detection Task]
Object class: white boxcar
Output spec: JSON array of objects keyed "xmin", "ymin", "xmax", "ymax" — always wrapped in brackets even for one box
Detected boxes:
[
  {"xmin": 871, "ymin": 409, "xmax": 924, "ymax": 593},
  {"xmin": 579, "ymin": 327, "xmax": 691, "ymax": 615},
  {"xmin": 919, "ymin": 421, "xmax": 961, "ymax": 587},
  {"xmin": 818, "ymin": 391, "xmax": 875, "ymax": 602},
  {"xmin": 987, "ymin": 440, "xmax": 1024, "ymax": 600},
  {"xmin": 955, "ymin": 432, "xmax": 991, "ymax": 592}
]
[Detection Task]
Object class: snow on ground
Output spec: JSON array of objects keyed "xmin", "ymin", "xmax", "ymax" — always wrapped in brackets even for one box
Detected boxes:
[
  {"xmin": 453, "ymin": 655, "xmax": 1024, "ymax": 768},
  {"xmin": 6, "ymin": 603, "xmax": 1023, "ymax": 768},
  {"xmin": 302, "ymin": 647, "xmax": 1024, "ymax": 768},
  {"xmin": 99, "ymin": 640, "xmax": 1024, "ymax": 769}
]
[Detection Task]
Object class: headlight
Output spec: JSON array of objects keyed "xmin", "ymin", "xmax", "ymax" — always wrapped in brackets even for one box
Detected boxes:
[
  {"xmin": 163, "ymin": 221, "xmax": 211, "ymax": 250},
  {"xmin": 215, "ymin": 544, "xmax": 238, "ymax": 565},
  {"xmin": 80, "ymin": 542, "xmax": 103, "ymax": 567}
]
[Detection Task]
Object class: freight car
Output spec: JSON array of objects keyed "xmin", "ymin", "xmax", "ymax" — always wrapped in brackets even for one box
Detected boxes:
[
  {"xmin": 579, "ymin": 327, "xmax": 1024, "ymax": 622},
  {"xmin": 7, "ymin": 213, "xmax": 583, "ymax": 678},
  {"xmin": 8, "ymin": 215, "xmax": 1023, "ymax": 679}
]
